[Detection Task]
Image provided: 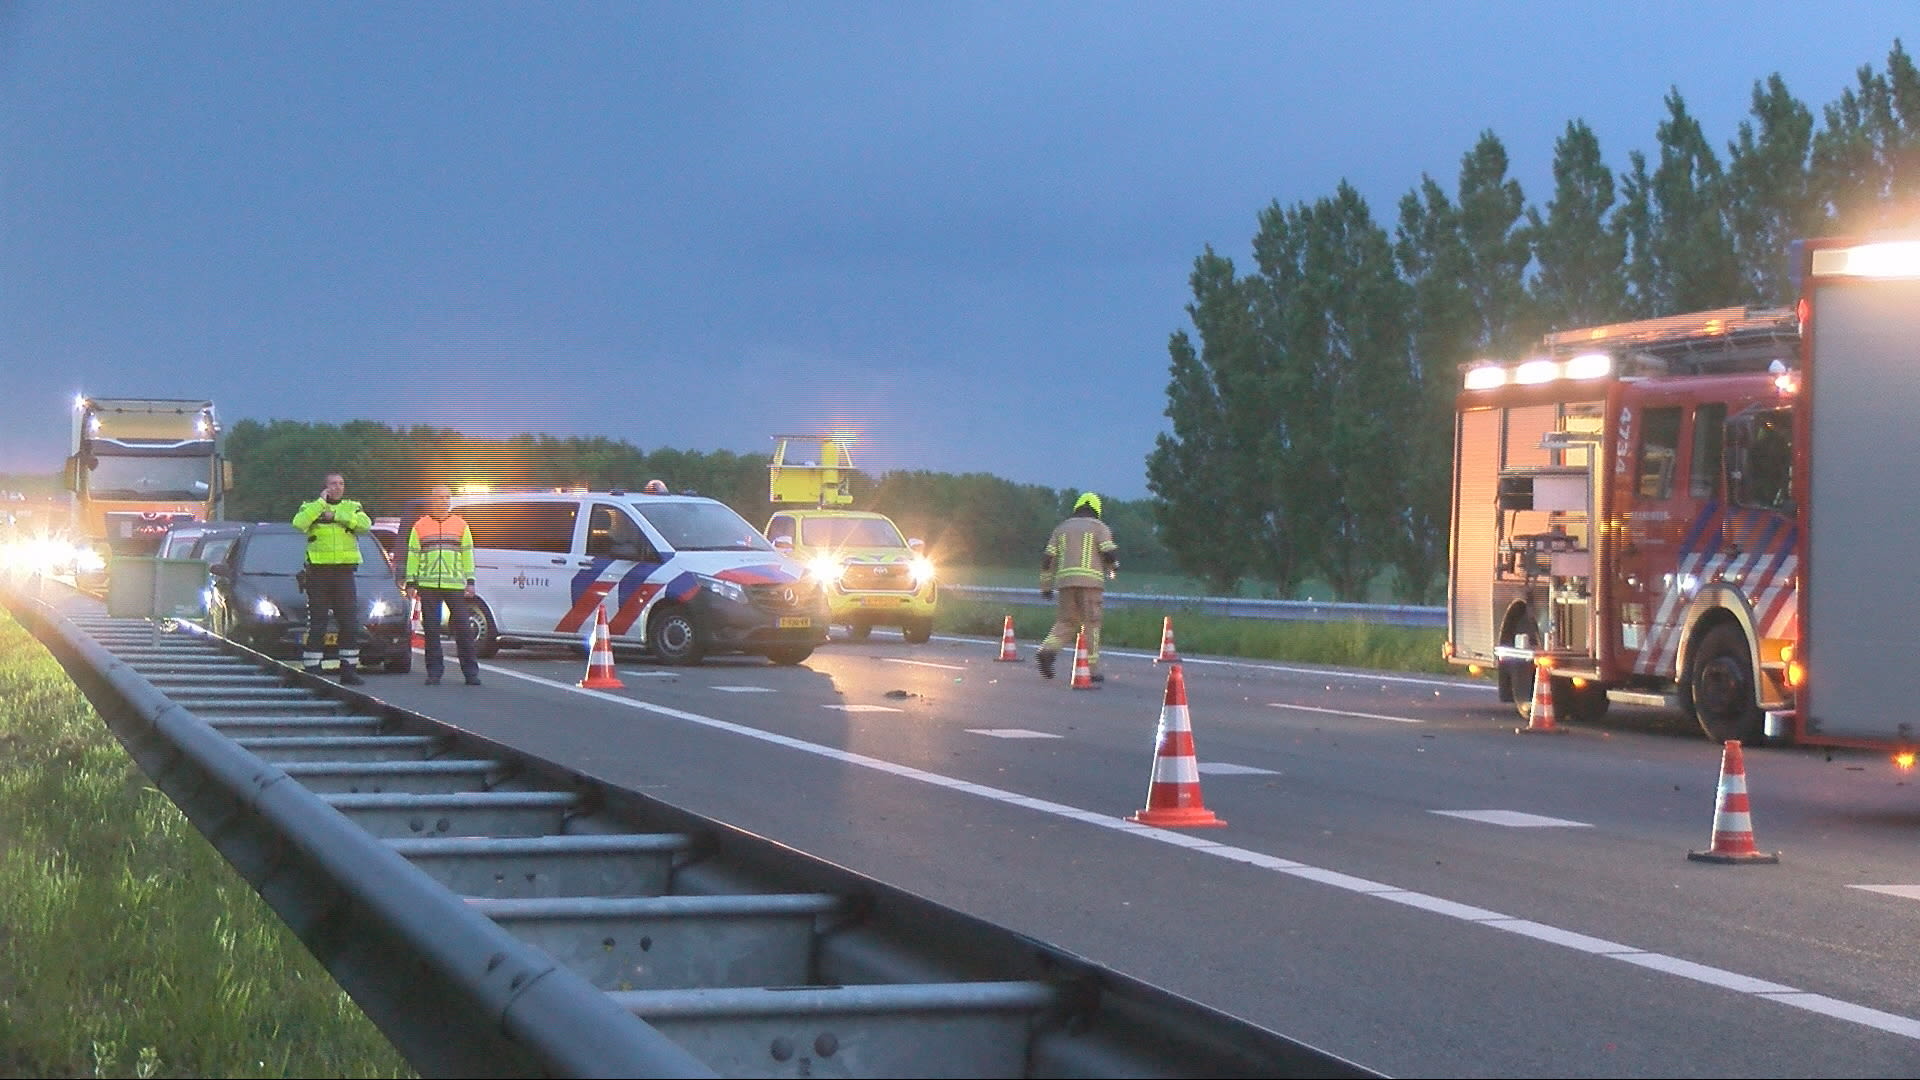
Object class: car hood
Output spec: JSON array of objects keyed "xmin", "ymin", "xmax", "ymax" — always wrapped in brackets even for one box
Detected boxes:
[{"xmin": 663, "ymin": 550, "xmax": 810, "ymax": 583}]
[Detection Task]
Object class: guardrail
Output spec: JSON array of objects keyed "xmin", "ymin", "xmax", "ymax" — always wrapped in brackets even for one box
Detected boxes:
[
  {"xmin": 944, "ymin": 585, "xmax": 1446, "ymax": 628},
  {"xmin": 5, "ymin": 581, "xmax": 1382, "ymax": 1079}
]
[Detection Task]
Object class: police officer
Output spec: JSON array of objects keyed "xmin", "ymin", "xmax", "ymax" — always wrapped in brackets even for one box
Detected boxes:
[
  {"xmin": 1036, "ymin": 491, "xmax": 1119, "ymax": 683},
  {"xmin": 293, "ymin": 472, "xmax": 373, "ymax": 685},
  {"xmin": 405, "ymin": 484, "xmax": 481, "ymax": 686}
]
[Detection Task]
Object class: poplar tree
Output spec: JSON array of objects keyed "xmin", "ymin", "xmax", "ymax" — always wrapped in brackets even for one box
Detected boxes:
[
  {"xmin": 1527, "ymin": 120, "xmax": 1628, "ymax": 328},
  {"xmin": 1724, "ymin": 74, "xmax": 1818, "ymax": 305}
]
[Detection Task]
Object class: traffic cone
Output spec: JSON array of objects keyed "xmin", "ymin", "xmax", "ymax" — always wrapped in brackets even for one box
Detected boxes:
[
  {"xmin": 1515, "ymin": 663, "xmax": 1564, "ymax": 734},
  {"xmin": 577, "ymin": 605, "xmax": 624, "ymax": 689},
  {"xmin": 1069, "ymin": 630, "xmax": 1095, "ymax": 690},
  {"xmin": 1688, "ymin": 741, "xmax": 1779, "ymax": 864},
  {"xmin": 994, "ymin": 614, "xmax": 1019, "ymax": 662},
  {"xmin": 1127, "ymin": 664, "xmax": 1225, "ymax": 828},
  {"xmin": 409, "ymin": 594, "xmax": 426, "ymax": 651},
  {"xmin": 1155, "ymin": 615, "xmax": 1180, "ymax": 663}
]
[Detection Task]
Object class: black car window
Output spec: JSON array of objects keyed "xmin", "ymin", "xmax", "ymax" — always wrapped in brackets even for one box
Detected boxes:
[
  {"xmin": 240, "ymin": 532, "xmax": 310, "ymax": 572},
  {"xmin": 461, "ymin": 501, "xmax": 578, "ymax": 554},
  {"xmin": 198, "ymin": 537, "xmax": 236, "ymax": 565}
]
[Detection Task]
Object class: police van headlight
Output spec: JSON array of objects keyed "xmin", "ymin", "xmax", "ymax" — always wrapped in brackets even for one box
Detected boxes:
[
  {"xmin": 254, "ymin": 597, "xmax": 282, "ymax": 620},
  {"xmin": 700, "ymin": 575, "xmax": 747, "ymax": 605}
]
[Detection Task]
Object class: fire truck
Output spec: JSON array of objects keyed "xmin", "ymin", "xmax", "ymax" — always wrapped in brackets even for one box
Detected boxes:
[{"xmin": 1444, "ymin": 234, "xmax": 1920, "ymax": 759}]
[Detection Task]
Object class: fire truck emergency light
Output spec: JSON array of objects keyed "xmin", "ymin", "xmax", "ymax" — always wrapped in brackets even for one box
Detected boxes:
[
  {"xmin": 1563, "ymin": 352, "xmax": 1613, "ymax": 380},
  {"xmin": 1809, "ymin": 240, "xmax": 1920, "ymax": 278},
  {"xmin": 1463, "ymin": 364, "xmax": 1506, "ymax": 390},
  {"xmin": 1513, "ymin": 358, "xmax": 1559, "ymax": 385}
]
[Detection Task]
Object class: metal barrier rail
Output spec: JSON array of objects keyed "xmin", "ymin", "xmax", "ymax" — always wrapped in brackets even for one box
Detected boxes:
[
  {"xmin": 4, "ymin": 582, "xmax": 1382, "ymax": 1080},
  {"xmin": 944, "ymin": 585, "xmax": 1447, "ymax": 628}
]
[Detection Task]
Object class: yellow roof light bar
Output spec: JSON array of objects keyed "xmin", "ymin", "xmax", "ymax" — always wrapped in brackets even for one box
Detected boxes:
[{"xmin": 1809, "ymin": 240, "xmax": 1920, "ymax": 279}]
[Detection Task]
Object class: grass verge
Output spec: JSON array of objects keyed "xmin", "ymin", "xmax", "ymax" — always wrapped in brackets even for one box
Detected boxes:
[{"xmin": 0, "ymin": 607, "xmax": 414, "ymax": 1079}]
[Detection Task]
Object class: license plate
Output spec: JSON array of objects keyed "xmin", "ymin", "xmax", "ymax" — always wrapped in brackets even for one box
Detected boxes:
[
  {"xmin": 777, "ymin": 616, "xmax": 811, "ymax": 629},
  {"xmin": 323, "ymin": 632, "xmax": 337, "ymax": 645}
]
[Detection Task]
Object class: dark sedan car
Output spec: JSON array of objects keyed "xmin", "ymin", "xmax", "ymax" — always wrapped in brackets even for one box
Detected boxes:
[{"xmin": 204, "ymin": 522, "xmax": 411, "ymax": 672}]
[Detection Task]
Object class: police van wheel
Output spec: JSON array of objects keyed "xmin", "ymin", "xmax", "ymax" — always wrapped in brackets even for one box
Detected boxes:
[
  {"xmin": 468, "ymin": 599, "xmax": 501, "ymax": 659},
  {"xmin": 647, "ymin": 607, "xmax": 705, "ymax": 666}
]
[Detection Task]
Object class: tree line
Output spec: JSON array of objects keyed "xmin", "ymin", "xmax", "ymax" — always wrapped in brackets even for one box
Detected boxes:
[
  {"xmin": 1148, "ymin": 40, "xmax": 1918, "ymax": 603},
  {"xmin": 221, "ymin": 419, "xmax": 1175, "ymax": 576}
]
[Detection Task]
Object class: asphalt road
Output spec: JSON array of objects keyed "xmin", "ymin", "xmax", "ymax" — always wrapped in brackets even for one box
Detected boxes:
[{"xmin": 171, "ymin": 626, "xmax": 1920, "ymax": 1076}]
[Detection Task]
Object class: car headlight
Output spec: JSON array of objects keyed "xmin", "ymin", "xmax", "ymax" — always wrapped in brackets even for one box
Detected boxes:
[
  {"xmin": 74, "ymin": 547, "xmax": 107, "ymax": 573},
  {"xmin": 909, "ymin": 556, "xmax": 936, "ymax": 585},
  {"xmin": 254, "ymin": 596, "xmax": 282, "ymax": 619},
  {"xmin": 368, "ymin": 599, "xmax": 393, "ymax": 619},
  {"xmin": 700, "ymin": 575, "xmax": 747, "ymax": 604},
  {"xmin": 807, "ymin": 556, "xmax": 844, "ymax": 585}
]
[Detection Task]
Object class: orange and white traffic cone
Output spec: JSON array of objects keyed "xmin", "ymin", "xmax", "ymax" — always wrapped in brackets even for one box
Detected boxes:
[
  {"xmin": 1516, "ymin": 662, "xmax": 1563, "ymax": 734},
  {"xmin": 994, "ymin": 614, "xmax": 1019, "ymax": 662},
  {"xmin": 409, "ymin": 594, "xmax": 426, "ymax": 652},
  {"xmin": 1127, "ymin": 664, "xmax": 1226, "ymax": 828},
  {"xmin": 1069, "ymin": 630, "xmax": 1095, "ymax": 690},
  {"xmin": 577, "ymin": 605, "xmax": 625, "ymax": 690},
  {"xmin": 1155, "ymin": 615, "xmax": 1180, "ymax": 663},
  {"xmin": 1688, "ymin": 740, "xmax": 1779, "ymax": 864}
]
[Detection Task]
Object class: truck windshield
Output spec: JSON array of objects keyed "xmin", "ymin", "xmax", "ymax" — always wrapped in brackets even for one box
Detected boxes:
[
  {"xmin": 86, "ymin": 455, "xmax": 211, "ymax": 501},
  {"xmin": 633, "ymin": 502, "xmax": 775, "ymax": 552},
  {"xmin": 801, "ymin": 517, "xmax": 905, "ymax": 548}
]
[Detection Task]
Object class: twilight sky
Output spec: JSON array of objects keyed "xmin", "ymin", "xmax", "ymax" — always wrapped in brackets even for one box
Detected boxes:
[{"xmin": 1, "ymin": 2, "xmax": 1912, "ymax": 498}]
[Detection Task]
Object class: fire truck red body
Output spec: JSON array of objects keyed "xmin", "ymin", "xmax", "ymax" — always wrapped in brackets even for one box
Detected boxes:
[{"xmin": 1444, "ymin": 235, "xmax": 1920, "ymax": 760}]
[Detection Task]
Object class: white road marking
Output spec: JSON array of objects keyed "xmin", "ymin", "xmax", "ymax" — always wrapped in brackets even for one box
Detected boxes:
[
  {"xmin": 826, "ymin": 704, "xmax": 904, "ymax": 713},
  {"xmin": 617, "ymin": 670, "xmax": 679, "ymax": 678},
  {"xmin": 966, "ymin": 728, "xmax": 1061, "ymax": 739},
  {"xmin": 1198, "ymin": 762, "xmax": 1279, "ymax": 775},
  {"xmin": 479, "ymin": 661, "xmax": 1920, "ymax": 1044},
  {"xmin": 883, "ymin": 657, "xmax": 967, "ymax": 671},
  {"xmin": 1431, "ymin": 810, "xmax": 1592, "ymax": 828},
  {"xmin": 1267, "ymin": 702, "xmax": 1424, "ymax": 724},
  {"xmin": 1849, "ymin": 885, "xmax": 1920, "ymax": 900},
  {"xmin": 711, "ymin": 686, "xmax": 776, "ymax": 693}
]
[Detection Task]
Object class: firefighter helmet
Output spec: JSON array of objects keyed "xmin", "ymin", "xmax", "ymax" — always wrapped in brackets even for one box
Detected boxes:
[{"xmin": 1074, "ymin": 492, "xmax": 1103, "ymax": 517}]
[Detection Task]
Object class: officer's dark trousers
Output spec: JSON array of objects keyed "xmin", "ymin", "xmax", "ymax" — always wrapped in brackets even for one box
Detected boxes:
[
  {"xmin": 419, "ymin": 588, "xmax": 479, "ymax": 680},
  {"xmin": 302, "ymin": 564, "xmax": 361, "ymax": 672}
]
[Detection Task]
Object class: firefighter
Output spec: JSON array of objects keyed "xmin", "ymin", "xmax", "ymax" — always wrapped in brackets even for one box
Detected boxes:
[
  {"xmin": 405, "ymin": 484, "xmax": 481, "ymax": 686},
  {"xmin": 293, "ymin": 472, "xmax": 373, "ymax": 685},
  {"xmin": 1036, "ymin": 491, "xmax": 1119, "ymax": 683}
]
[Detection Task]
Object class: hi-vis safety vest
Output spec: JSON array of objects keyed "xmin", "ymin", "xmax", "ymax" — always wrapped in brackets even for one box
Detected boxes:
[
  {"xmin": 292, "ymin": 497, "xmax": 372, "ymax": 565},
  {"xmin": 406, "ymin": 513, "xmax": 475, "ymax": 590},
  {"xmin": 1041, "ymin": 516, "xmax": 1117, "ymax": 590}
]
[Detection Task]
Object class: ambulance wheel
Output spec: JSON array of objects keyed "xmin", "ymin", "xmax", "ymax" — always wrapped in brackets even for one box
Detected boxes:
[
  {"xmin": 647, "ymin": 606, "xmax": 705, "ymax": 666},
  {"xmin": 1690, "ymin": 623, "xmax": 1764, "ymax": 745},
  {"xmin": 902, "ymin": 617, "xmax": 934, "ymax": 645},
  {"xmin": 468, "ymin": 599, "xmax": 500, "ymax": 659},
  {"xmin": 847, "ymin": 621, "xmax": 873, "ymax": 642}
]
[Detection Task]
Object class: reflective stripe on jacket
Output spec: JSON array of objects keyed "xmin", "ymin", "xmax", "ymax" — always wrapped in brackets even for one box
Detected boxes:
[
  {"xmin": 406, "ymin": 513, "xmax": 475, "ymax": 589},
  {"xmin": 1041, "ymin": 516, "xmax": 1117, "ymax": 590},
  {"xmin": 292, "ymin": 497, "xmax": 371, "ymax": 566}
]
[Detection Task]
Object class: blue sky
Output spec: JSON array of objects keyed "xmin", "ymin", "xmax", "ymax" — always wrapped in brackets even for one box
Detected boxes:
[{"xmin": 1, "ymin": 2, "xmax": 1912, "ymax": 499}]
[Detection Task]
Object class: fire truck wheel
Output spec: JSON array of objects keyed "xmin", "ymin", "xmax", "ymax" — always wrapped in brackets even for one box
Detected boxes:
[{"xmin": 1690, "ymin": 623, "xmax": 1764, "ymax": 744}]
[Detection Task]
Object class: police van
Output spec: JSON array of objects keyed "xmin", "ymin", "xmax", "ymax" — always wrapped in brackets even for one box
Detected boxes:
[{"xmin": 448, "ymin": 489, "xmax": 829, "ymax": 666}]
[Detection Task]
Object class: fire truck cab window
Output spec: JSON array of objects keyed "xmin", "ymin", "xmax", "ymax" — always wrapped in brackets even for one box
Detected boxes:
[
  {"xmin": 1690, "ymin": 403, "xmax": 1727, "ymax": 498},
  {"xmin": 1636, "ymin": 407, "xmax": 1683, "ymax": 499},
  {"xmin": 1729, "ymin": 408, "xmax": 1794, "ymax": 513}
]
